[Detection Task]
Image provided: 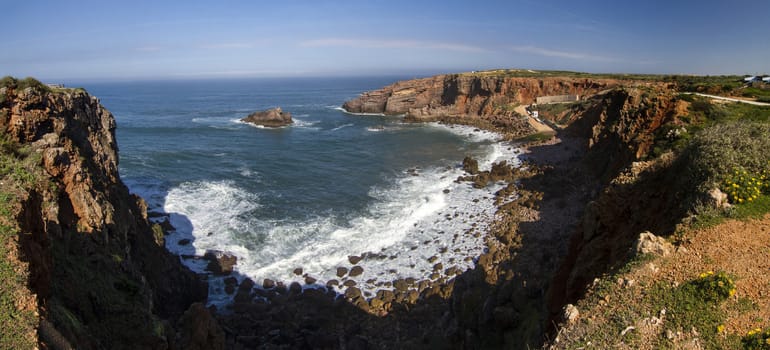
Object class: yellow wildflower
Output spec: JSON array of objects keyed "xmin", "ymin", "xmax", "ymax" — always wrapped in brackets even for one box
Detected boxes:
[{"xmin": 717, "ymin": 324, "xmax": 725, "ymax": 333}]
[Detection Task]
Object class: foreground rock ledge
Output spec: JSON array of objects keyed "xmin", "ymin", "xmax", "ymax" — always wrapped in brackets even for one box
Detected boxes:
[{"xmin": 241, "ymin": 107, "xmax": 293, "ymax": 127}]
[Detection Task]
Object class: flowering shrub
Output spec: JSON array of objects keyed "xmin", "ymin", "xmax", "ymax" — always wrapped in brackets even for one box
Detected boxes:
[
  {"xmin": 693, "ymin": 271, "xmax": 736, "ymax": 302},
  {"xmin": 742, "ymin": 326, "xmax": 770, "ymax": 349},
  {"xmin": 722, "ymin": 167, "xmax": 766, "ymax": 204}
]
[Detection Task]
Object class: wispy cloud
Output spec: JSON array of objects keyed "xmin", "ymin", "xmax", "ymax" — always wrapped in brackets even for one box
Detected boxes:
[
  {"xmin": 301, "ymin": 38, "xmax": 485, "ymax": 52},
  {"xmin": 509, "ymin": 45, "xmax": 616, "ymax": 62}
]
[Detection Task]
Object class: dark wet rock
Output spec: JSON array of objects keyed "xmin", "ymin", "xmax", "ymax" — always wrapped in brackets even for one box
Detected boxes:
[
  {"xmin": 463, "ymin": 156, "xmax": 479, "ymax": 174},
  {"xmin": 304, "ymin": 276, "xmax": 317, "ymax": 285},
  {"xmin": 234, "ymin": 278, "xmax": 255, "ymax": 303},
  {"xmin": 349, "ymin": 266, "xmax": 364, "ymax": 277},
  {"xmin": 158, "ymin": 217, "xmax": 175, "ymax": 232},
  {"xmin": 203, "ymin": 250, "xmax": 237, "ymax": 276},
  {"xmin": 406, "ymin": 290, "xmax": 419, "ymax": 303},
  {"xmin": 178, "ymin": 238, "xmax": 191, "ymax": 246},
  {"xmin": 393, "ymin": 279, "xmax": 408, "ymax": 292},
  {"xmin": 336, "ymin": 266, "xmax": 348, "ymax": 277},
  {"xmin": 293, "ymin": 267, "xmax": 303, "ymax": 276},
  {"xmin": 418, "ymin": 280, "xmax": 430, "ymax": 293},
  {"xmin": 445, "ymin": 266, "xmax": 460, "ymax": 276},
  {"xmin": 370, "ymin": 297, "xmax": 385, "ymax": 309},
  {"xmin": 377, "ymin": 289, "xmax": 395, "ymax": 303},
  {"xmin": 262, "ymin": 278, "xmax": 276, "ymax": 289},
  {"xmin": 343, "ymin": 280, "xmax": 357, "ymax": 287},
  {"xmin": 326, "ymin": 279, "xmax": 339, "ymax": 288},
  {"xmin": 289, "ymin": 282, "xmax": 302, "ymax": 294},
  {"xmin": 405, "ymin": 277, "xmax": 416, "ymax": 285},
  {"xmin": 344, "ymin": 287, "xmax": 362, "ymax": 300},
  {"xmin": 428, "ymin": 256, "xmax": 438, "ymax": 263},
  {"xmin": 433, "ymin": 263, "xmax": 444, "ymax": 272},
  {"xmin": 348, "ymin": 255, "xmax": 363, "ymax": 264},
  {"xmin": 224, "ymin": 277, "xmax": 238, "ymax": 295},
  {"xmin": 443, "ymin": 189, "xmax": 450, "ymax": 194}
]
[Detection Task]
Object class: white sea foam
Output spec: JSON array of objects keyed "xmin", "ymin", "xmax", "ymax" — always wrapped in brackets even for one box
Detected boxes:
[
  {"xmin": 330, "ymin": 123, "xmax": 354, "ymax": 131},
  {"xmin": 291, "ymin": 118, "xmax": 320, "ymax": 129},
  {"xmin": 156, "ymin": 132, "xmax": 523, "ymax": 306},
  {"xmin": 427, "ymin": 122, "xmax": 503, "ymax": 143}
]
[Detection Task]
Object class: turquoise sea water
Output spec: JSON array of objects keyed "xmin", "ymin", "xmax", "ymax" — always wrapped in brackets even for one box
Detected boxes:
[{"xmin": 84, "ymin": 77, "xmax": 521, "ymax": 301}]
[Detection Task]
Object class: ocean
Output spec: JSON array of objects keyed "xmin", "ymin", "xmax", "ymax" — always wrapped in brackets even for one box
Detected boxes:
[{"xmin": 83, "ymin": 77, "xmax": 521, "ymax": 303}]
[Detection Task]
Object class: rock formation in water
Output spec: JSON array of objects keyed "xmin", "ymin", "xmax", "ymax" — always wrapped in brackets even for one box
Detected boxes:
[
  {"xmin": 241, "ymin": 107, "xmax": 292, "ymax": 127},
  {"xmin": 0, "ymin": 80, "xmax": 218, "ymax": 349}
]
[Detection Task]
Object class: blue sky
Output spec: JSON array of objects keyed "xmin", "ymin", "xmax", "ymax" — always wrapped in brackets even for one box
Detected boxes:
[{"xmin": 2, "ymin": 0, "xmax": 768, "ymax": 81}]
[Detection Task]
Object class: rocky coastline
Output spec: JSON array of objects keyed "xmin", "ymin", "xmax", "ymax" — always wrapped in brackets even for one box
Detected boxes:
[{"xmin": 1, "ymin": 73, "xmax": 698, "ymax": 349}]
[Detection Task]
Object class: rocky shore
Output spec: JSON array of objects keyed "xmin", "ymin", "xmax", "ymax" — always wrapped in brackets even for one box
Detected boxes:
[{"xmin": 2, "ymin": 73, "xmax": 697, "ymax": 349}]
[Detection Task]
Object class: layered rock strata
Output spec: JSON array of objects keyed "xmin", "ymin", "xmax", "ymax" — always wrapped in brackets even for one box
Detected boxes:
[{"xmin": 342, "ymin": 74, "xmax": 621, "ymax": 138}]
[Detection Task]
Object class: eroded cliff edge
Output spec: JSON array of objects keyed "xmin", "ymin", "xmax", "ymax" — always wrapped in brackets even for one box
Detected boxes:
[
  {"xmin": 0, "ymin": 81, "xmax": 214, "ymax": 349},
  {"xmin": 342, "ymin": 73, "xmax": 622, "ymax": 138}
]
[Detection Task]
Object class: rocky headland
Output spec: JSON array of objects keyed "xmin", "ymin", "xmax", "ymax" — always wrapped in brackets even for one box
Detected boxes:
[
  {"xmin": 342, "ymin": 73, "xmax": 623, "ymax": 139},
  {"xmin": 241, "ymin": 107, "xmax": 292, "ymax": 127},
  {"xmin": 0, "ymin": 80, "xmax": 216, "ymax": 349},
  {"xmin": 3, "ymin": 71, "xmax": 765, "ymax": 349}
]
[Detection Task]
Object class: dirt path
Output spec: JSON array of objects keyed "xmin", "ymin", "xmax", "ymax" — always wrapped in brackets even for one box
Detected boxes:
[
  {"xmin": 691, "ymin": 92, "xmax": 770, "ymax": 106},
  {"xmin": 515, "ymin": 104, "xmax": 555, "ymax": 134}
]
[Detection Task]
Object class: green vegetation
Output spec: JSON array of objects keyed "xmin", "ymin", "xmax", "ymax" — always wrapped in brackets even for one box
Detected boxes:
[
  {"xmin": 741, "ymin": 87, "xmax": 770, "ymax": 103},
  {"xmin": 0, "ymin": 132, "xmax": 45, "ymax": 349},
  {"xmin": 722, "ymin": 167, "xmax": 765, "ymax": 204},
  {"xmin": 519, "ymin": 131, "xmax": 554, "ymax": 142},
  {"xmin": 686, "ymin": 122, "xmax": 770, "ymax": 195},
  {"xmin": 742, "ymin": 326, "xmax": 770, "ymax": 349},
  {"xmin": 645, "ymin": 272, "xmax": 740, "ymax": 349},
  {"xmin": 0, "ymin": 76, "xmax": 50, "ymax": 92}
]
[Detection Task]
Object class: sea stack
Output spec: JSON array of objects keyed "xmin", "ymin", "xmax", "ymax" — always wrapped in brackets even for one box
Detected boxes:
[{"xmin": 241, "ymin": 107, "xmax": 293, "ymax": 127}]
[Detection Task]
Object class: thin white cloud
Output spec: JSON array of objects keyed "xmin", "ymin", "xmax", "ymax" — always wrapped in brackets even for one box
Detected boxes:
[
  {"xmin": 301, "ymin": 38, "xmax": 485, "ymax": 52},
  {"xmin": 510, "ymin": 45, "xmax": 615, "ymax": 62}
]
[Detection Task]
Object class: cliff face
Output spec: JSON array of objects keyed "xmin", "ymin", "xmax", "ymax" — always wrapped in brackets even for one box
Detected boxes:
[
  {"xmin": 0, "ymin": 85, "xmax": 209, "ymax": 349},
  {"xmin": 342, "ymin": 74, "xmax": 620, "ymax": 136},
  {"xmin": 545, "ymin": 86, "xmax": 694, "ymax": 323}
]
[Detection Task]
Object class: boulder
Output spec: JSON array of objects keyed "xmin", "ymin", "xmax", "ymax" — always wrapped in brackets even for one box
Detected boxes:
[
  {"xmin": 633, "ymin": 231, "xmax": 673, "ymax": 257},
  {"xmin": 561, "ymin": 304, "xmax": 580, "ymax": 325},
  {"xmin": 241, "ymin": 107, "xmax": 292, "ymax": 127},
  {"xmin": 707, "ymin": 188, "xmax": 730, "ymax": 209},
  {"xmin": 203, "ymin": 250, "xmax": 237, "ymax": 275},
  {"xmin": 349, "ymin": 266, "xmax": 364, "ymax": 277},
  {"xmin": 336, "ymin": 267, "xmax": 348, "ymax": 278},
  {"xmin": 462, "ymin": 156, "xmax": 479, "ymax": 174}
]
